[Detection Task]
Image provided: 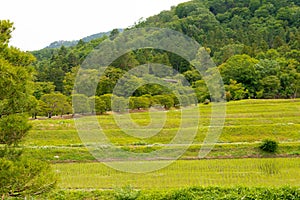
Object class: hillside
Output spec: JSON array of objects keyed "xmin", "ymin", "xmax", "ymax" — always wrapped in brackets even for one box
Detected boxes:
[
  {"xmin": 45, "ymin": 29, "xmax": 123, "ymax": 49},
  {"xmin": 31, "ymin": 0, "xmax": 300, "ymax": 111}
]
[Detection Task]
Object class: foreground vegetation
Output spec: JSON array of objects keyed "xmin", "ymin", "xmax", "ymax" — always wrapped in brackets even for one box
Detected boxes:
[{"xmin": 43, "ymin": 186, "xmax": 300, "ymax": 200}]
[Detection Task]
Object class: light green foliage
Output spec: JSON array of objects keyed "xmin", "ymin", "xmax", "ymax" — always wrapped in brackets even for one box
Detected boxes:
[
  {"xmin": 112, "ymin": 96, "xmax": 127, "ymax": 112},
  {"xmin": 0, "ymin": 114, "xmax": 31, "ymax": 145},
  {"xmin": 89, "ymin": 96, "xmax": 106, "ymax": 114},
  {"xmin": 114, "ymin": 185, "xmax": 141, "ymax": 200},
  {"xmin": 72, "ymin": 94, "xmax": 90, "ymax": 114},
  {"xmin": 0, "ymin": 157, "xmax": 56, "ymax": 197},
  {"xmin": 225, "ymin": 79, "xmax": 247, "ymax": 100},
  {"xmin": 53, "ymin": 158, "xmax": 300, "ymax": 189},
  {"xmin": 129, "ymin": 96, "xmax": 151, "ymax": 110},
  {"xmin": 153, "ymin": 95, "xmax": 174, "ymax": 109},
  {"xmin": 41, "ymin": 93, "xmax": 71, "ymax": 118},
  {"xmin": 219, "ymin": 55, "xmax": 259, "ymax": 97},
  {"xmin": 0, "ymin": 20, "xmax": 56, "ymax": 198},
  {"xmin": 33, "ymin": 82, "xmax": 55, "ymax": 100},
  {"xmin": 100, "ymin": 94, "xmax": 113, "ymax": 111}
]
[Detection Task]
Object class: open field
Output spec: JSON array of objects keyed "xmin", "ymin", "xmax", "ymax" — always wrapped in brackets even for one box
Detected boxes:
[
  {"xmin": 22, "ymin": 99, "xmax": 300, "ymax": 162},
  {"xmin": 20, "ymin": 99, "xmax": 300, "ymax": 192},
  {"xmin": 24, "ymin": 99, "xmax": 300, "ymax": 147}
]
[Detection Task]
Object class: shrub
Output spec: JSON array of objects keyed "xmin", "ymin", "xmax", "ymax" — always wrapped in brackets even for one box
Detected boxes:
[
  {"xmin": 114, "ymin": 185, "xmax": 140, "ymax": 200},
  {"xmin": 259, "ymin": 139, "xmax": 278, "ymax": 153}
]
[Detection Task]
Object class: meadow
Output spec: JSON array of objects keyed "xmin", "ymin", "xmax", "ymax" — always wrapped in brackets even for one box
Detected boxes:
[{"xmin": 21, "ymin": 99, "xmax": 300, "ymax": 193}]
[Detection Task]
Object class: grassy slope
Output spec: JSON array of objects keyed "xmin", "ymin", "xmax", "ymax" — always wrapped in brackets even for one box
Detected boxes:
[{"xmin": 22, "ymin": 99, "xmax": 300, "ymax": 162}]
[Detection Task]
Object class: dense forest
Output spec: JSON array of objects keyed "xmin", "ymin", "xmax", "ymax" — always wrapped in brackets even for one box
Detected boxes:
[{"xmin": 29, "ymin": 0, "xmax": 300, "ymax": 117}]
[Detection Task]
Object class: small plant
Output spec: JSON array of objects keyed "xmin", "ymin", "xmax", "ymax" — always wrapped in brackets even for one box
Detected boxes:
[
  {"xmin": 114, "ymin": 185, "xmax": 140, "ymax": 200},
  {"xmin": 259, "ymin": 139, "xmax": 278, "ymax": 153},
  {"xmin": 258, "ymin": 160, "xmax": 280, "ymax": 175}
]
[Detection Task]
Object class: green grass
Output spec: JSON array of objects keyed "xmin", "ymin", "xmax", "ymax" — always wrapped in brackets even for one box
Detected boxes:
[
  {"xmin": 53, "ymin": 158, "xmax": 300, "ymax": 189},
  {"xmin": 23, "ymin": 99, "xmax": 300, "ymax": 147},
  {"xmin": 19, "ymin": 99, "xmax": 300, "ymax": 192},
  {"xmin": 22, "ymin": 142, "xmax": 300, "ymax": 162},
  {"xmin": 20, "ymin": 99, "xmax": 300, "ymax": 162}
]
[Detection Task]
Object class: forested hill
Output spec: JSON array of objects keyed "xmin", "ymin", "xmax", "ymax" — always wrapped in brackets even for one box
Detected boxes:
[
  {"xmin": 136, "ymin": 0, "xmax": 300, "ymax": 62},
  {"xmin": 31, "ymin": 0, "xmax": 300, "ymax": 109},
  {"xmin": 45, "ymin": 29, "xmax": 123, "ymax": 49}
]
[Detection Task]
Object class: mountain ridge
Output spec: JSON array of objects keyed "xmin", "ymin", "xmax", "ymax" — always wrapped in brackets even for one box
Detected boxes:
[{"xmin": 45, "ymin": 28, "xmax": 123, "ymax": 49}]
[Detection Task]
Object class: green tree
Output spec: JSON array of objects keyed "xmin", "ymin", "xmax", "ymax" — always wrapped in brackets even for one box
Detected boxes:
[
  {"xmin": 100, "ymin": 94, "xmax": 113, "ymax": 111},
  {"xmin": 0, "ymin": 20, "xmax": 56, "ymax": 198},
  {"xmin": 219, "ymin": 54, "xmax": 259, "ymax": 97},
  {"xmin": 129, "ymin": 96, "xmax": 151, "ymax": 110},
  {"xmin": 40, "ymin": 93, "xmax": 71, "ymax": 118},
  {"xmin": 259, "ymin": 75, "xmax": 281, "ymax": 98},
  {"xmin": 97, "ymin": 67, "xmax": 124, "ymax": 96},
  {"xmin": 153, "ymin": 95, "xmax": 174, "ymax": 109},
  {"xmin": 225, "ymin": 79, "xmax": 248, "ymax": 100},
  {"xmin": 72, "ymin": 94, "xmax": 90, "ymax": 114},
  {"xmin": 89, "ymin": 96, "xmax": 106, "ymax": 114},
  {"xmin": 112, "ymin": 96, "xmax": 127, "ymax": 112},
  {"xmin": 109, "ymin": 28, "xmax": 120, "ymax": 40},
  {"xmin": 33, "ymin": 82, "xmax": 55, "ymax": 100}
]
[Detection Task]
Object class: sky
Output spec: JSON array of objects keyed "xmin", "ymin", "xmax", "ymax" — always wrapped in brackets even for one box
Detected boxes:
[{"xmin": 1, "ymin": 0, "xmax": 189, "ymax": 51}]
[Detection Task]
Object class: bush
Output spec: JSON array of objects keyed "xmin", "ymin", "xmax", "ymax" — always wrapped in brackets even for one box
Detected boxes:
[
  {"xmin": 259, "ymin": 139, "xmax": 278, "ymax": 153},
  {"xmin": 114, "ymin": 185, "xmax": 140, "ymax": 200}
]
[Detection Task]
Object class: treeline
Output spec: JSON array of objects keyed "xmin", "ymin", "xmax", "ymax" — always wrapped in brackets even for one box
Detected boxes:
[
  {"xmin": 30, "ymin": 0, "xmax": 300, "ymax": 115},
  {"xmin": 31, "ymin": 92, "xmax": 197, "ymax": 119}
]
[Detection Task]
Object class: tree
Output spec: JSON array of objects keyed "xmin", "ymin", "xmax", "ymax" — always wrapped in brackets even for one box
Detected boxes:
[
  {"xmin": 33, "ymin": 82, "xmax": 55, "ymax": 100},
  {"xmin": 72, "ymin": 94, "xmax": 90, "ymax": 114},
  {"xmin": 40, "ymin": 93, "xmax": 71, "ymax": 118},
  {"xmin": 100, "ymin": 94, "xmax": 113, "ymax": 111},
  {"xmin": 129, "ymin": 96, "xmax": 151, "ymax": 110},
  {"xmin": 112, "ymin": 96, "xmax": 127, "ymax": 112},
  {"xmin": 219, "ymin": 54, "xmax": 259, "ymax": 97},
  {"xmin": 0, "ymin": 20, "xmax": 56, "ymax": 198},
  {"xmin": 193, "ymin": 80, "xmax": 210, "ymax": 103},
  {"xmin": 109, "ymin": 28, "xmax": 120, "ymax": 40},
  {"xmin": 225, "ymin": 79, "xmax": 248, "ymax": 100},
  {"xmin": 89, "ymin": 96, "xmax": 106, "ymax": 114},
  {"xmin": 153, "ymin": 95, "xmax": 174, "ymax": 109},
  {"xmin": 259, "ymin": 75, "xmax": 281, "ymax": 98},
  {"xmin": 63, "ymin": 66, "xmax": 79, "ymax": 96},
  {"xmin": 96, "ymin": 67, "xmax": 124, "ymax": 96}
]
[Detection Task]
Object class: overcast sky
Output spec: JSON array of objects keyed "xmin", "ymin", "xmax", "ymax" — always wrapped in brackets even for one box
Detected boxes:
[{"xmin": 1, "ymin": 0, "xmax": 189, "ymax": 51}]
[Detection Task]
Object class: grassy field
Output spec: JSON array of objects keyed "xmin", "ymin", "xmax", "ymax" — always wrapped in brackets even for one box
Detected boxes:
[
  {"xmin": 24, "ymin": 99, "xmax": 300, "ymax": 147},
  {"xmin": 53, "ymin": 158, "xmax": 300, "ymax": 189},
  {"xmin": 21, "ymin": 99, "xmax": 300, "ymax": 191}
]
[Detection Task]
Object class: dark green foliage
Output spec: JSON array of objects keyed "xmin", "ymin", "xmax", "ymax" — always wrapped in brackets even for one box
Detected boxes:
[{"xmin": 259, "ymin": 139, "xmax": 279, "ymax": 153}]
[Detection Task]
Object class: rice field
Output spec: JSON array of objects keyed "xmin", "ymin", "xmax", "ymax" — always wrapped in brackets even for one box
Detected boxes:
[
  {"xmin": 21, "ymin": 99, "xmax": 300, "ymax": 191},
  {"xmin": 53, "ymin": 158, "xmax": 300, "ymax": 189}
]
